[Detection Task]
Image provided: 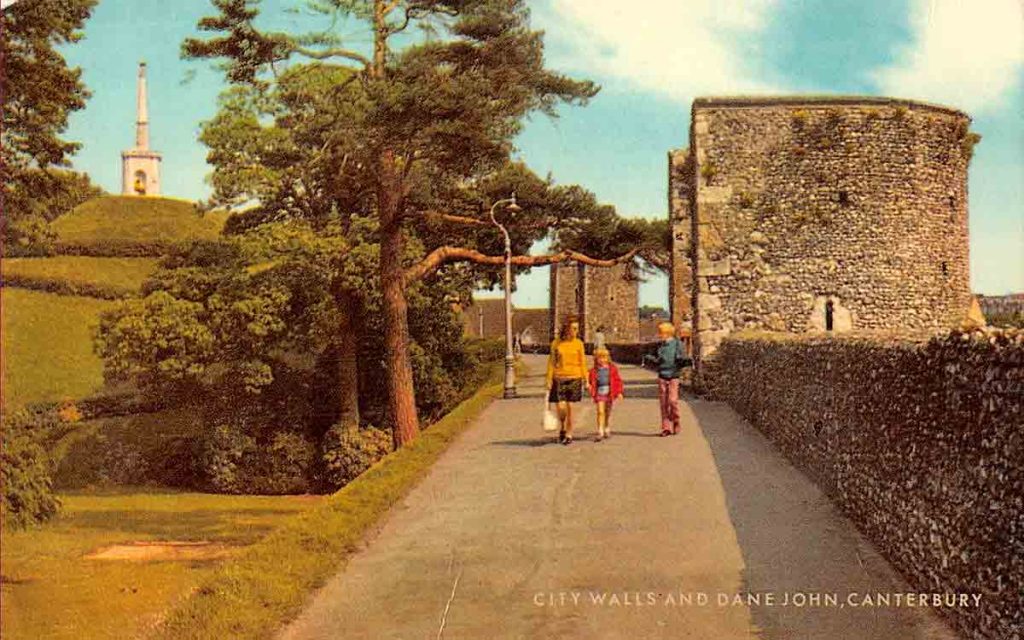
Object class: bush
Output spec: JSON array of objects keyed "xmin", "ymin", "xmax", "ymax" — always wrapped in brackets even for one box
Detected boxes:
[
  {"xmin": 256, "ymin": 432, "xmax": 319, "ymax": 495},
  {"xmin": 321, "ymin": 423, "xmax": 393, "ymax": 491},
  {"xmin": 52, "ymin": 410, "xmax": 205, "ymax": 490},
  {"xmin": 1, "ymin": 411, "xmax": 63, "ymax": 528},
  {"xmin": 202, "ymin": 422, "xmax": 318, "ymax": 495}
]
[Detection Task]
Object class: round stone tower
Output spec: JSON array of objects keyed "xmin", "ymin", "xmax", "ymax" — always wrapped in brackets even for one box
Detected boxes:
[{"xmin": 671, "ymin": 96, "xmax": 975, "ymax": 360}]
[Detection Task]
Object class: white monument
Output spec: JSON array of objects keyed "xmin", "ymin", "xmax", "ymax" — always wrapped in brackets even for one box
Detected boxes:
[{"xmin": 120, "ymin": 62, "xmax": 161, "ymax": 196}]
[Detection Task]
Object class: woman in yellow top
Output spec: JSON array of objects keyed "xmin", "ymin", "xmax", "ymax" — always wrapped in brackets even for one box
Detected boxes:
[{"xmin": 546, "ymin": 315, "xmax": 587, "ymax": 445}]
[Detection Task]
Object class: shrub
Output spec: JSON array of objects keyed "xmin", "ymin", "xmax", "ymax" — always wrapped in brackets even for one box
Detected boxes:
[
  {"xmin": 202, "ymin": 424, "xmax": 258, "ymax": 494},
  {"xmin": 51, "ymin": 410, "xmax": 204, "ymax": 490},
  {"xmin": 321, "ymin": 423, "xmax": 393, "ymax": 491},
  {"xmin": 1, "ymin": 411, "xmax": 62, "ymax": 528},
  {"xmin": 255, "ymin": 431, "xmax": 319, "ymax": 495},
  {"xmin": 201, "ymin": 421, "xmax": 319, "ymax": 495}
]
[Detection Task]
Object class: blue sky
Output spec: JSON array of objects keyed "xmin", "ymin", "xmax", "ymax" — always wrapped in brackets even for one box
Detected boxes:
[{"xmin": 54, "ymin": 0, "xmax": 1023, "ymax": 306}]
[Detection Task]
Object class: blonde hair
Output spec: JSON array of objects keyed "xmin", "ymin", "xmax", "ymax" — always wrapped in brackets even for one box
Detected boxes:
[
  {"xmin": 657, "ymin": 321, "xmax": 676, "ymax": 336},
  {"xmin": 594, "ymin": 347, "xmax": 611, "ymax": 360}
]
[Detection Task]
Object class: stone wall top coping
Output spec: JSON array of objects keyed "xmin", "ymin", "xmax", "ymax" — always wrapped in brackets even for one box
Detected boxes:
[
  {"xmin": 692, "ymin": 95, "xmax": 970, "ymax": 119},
  {"xmin": 719, "ymin": 327, "xmax": 1021, "ymax": 347}
]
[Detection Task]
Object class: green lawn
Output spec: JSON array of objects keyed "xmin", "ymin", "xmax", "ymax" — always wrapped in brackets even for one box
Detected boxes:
[
  {"xmin": 0, "ymin": 491, "xmax": 323, "ymax": 640},
  {"xmin": 51, "ymin": 196, "xmax": 229, "ymax": 254},
  {"xmin": 1, "ymin": 288, "xmax": 112, "ymax": 409},
  {"xmin": 2, "ymin": 256, "xmax": 159, "ymax": 298}
]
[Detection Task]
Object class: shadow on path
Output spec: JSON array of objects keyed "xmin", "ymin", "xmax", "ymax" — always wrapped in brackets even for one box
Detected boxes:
[{"xmin": 688, "ymin": 400, "xmax": 957, "ymax": 640}]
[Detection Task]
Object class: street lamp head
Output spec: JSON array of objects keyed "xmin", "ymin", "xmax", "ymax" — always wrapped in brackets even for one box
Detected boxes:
[{"xmin": 507, "ymin": 192, "xmax": 522, "ymax": 213}]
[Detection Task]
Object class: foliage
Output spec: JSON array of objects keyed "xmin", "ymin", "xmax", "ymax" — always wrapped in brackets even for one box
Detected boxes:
[
  {"xmin": 1, "ymin": 0, "xmax": 97, "ymax": 249},
  {"xmin": 50, "ymin": 196, "xmax": 229, "ymax": 255},
  {"xmin": 552, "ymin": 194, "xmax": 671, "ymax": 275},
  {"xmin": 1, "ymin": 256, "xmax": 158, "ymax": 299},
  {"xmin": 321, "ymin": 423, "xmax": 393, "ymax": 490},
  {"xmin": 183, "ymin": 0, "xmax": 601, "ymax": 445},
  {"xmin": 1, "ymin": 490, "xmax": 320, "ymax": 640},
  {"xmin": 202, "ymin": 424, "xmax": 318, "ymax": 495},
  {"xmin": 52, "ymin": 411, "xmax": 203, "ymax": 490},
  {"xmin": 960, "ymin": 132, "xmax": 982, "ymax": 162},
  {"xmin": 1, "ymin": 288, "xmax": 111, "ymax": 409},
  {"xmin": 3, "ymin": 169, "xmax": 104, "ymax": 256},
  {"xmin": 985, "ymin": 309, "xmax": 1024, "ymax": 329},
  {"xmin": 154, "ymin": 369, "xmax": 503, "ymax": 640},
  {"xmin": 96, "ymin": 221, "xmax": 347, "ymax": 397},
  {"xmin": 1, "ymin": 411, "xmax": 64, "ymax": 529}
]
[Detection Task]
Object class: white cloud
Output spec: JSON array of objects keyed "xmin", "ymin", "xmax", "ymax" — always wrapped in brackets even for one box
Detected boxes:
[
  {"xmin": 871, "ymin": 0, "xmax": 1024, "ymax": 113},
  {"xmin": 535, "ymin": 0, "xmax": 782, "ymax": 102}
]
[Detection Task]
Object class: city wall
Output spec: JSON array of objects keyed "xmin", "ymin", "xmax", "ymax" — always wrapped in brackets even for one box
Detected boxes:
[{"xmin": 703, "ymin": 328, "xmax": 1023, "ymax": 640}]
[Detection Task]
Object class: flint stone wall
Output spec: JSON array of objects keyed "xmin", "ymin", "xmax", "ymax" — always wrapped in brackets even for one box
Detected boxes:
[
  {"xmin": 673, "ymin": 97, "xmax": 974, "ymax": 366},
  {"xmin": 549, "ymin": 262, "xmax": 639, "ymax": 343},
  {"xmin": 704, "ymin": 328, "xmax": 1023, "ymax": 640}
]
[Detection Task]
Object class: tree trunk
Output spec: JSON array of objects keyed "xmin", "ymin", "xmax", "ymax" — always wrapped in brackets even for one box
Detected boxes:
[
  {"xmin": 335, "ymin": 289, "xmax": 361, "ymax": 429},
  {"xmin": 371, "ymin": 0, "xmax": 418, "ymax": 447},
  {"xmin": 378, "ymin": 150, "xmax": 420, "ymax": 447}
]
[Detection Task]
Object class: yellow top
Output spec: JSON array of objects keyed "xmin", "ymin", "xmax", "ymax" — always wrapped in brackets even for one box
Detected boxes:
[{"xmin": 546, "ymin": 338, "xmax": 586, "ymax": 387}]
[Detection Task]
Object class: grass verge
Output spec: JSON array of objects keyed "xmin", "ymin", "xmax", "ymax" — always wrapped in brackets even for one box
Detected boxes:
[
  {"xmin": 1, "ymin": 288, "xmax": 112, "ymax": 409},
  {"xmin": 155, "ymin": 365, "xmax": 504, "ymax": 639},
  {"xmin": 2, "ymin": 256, "xmax": 159, "ymax": 299},
  {"xmin": 0, "ymin": 491, "xmax": 322, "ymax": 640}
]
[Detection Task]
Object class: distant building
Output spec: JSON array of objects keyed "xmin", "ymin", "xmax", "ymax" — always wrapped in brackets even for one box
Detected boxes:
[
  {"xmin": 978, "ymin": 293, "xmax": 1024, "ymax": 318},
  {"xmin": 549, "ymin": 262, "xmax": 639, "ymax": 344},
  {"xmin": 459, "ymin": 298, "xmax": 549, "ymax": 347},
  {"xmin": 121, "ymin": 62, "xmax": 162, "ymax": 196}
]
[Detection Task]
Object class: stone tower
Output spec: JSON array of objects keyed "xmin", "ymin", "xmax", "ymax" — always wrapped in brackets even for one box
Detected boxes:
[
  {"xmin": 121, "ymin": 62, "xmax": 161, "ymax": 196},
  {"xmin": 670, "ymin": 96, "xmax": 974, "ymax": 366},
  {"xmin": 549, "ymin": 262, "xmax": 639, "ymax": 343}
]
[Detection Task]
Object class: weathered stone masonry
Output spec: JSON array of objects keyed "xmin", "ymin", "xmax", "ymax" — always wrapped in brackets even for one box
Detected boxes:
[
  {"xmin": 670, "ymin": 97, "xmax": 974, "ymax": 366},
  {"xmin": 704, "ymin": 328, "xmax": 1023, "ymax": 640},
  {"xmin": 549, "ymin": 262, "xmax": 638, "ymax": 344}
]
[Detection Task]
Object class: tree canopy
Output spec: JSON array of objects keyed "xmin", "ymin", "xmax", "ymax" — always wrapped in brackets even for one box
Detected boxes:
[
  {"xmin": 1, "ymin": 0, "xmax": 98, "ymax": 250},
  {"xmin": 181, "ymin": 0, "xmax": 641, "ymax": 446}
]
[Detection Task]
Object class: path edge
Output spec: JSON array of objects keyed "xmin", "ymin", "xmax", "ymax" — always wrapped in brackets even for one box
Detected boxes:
[{"xmin": 153, "ymin": 363, "xmax": 508, "ymax": 640}]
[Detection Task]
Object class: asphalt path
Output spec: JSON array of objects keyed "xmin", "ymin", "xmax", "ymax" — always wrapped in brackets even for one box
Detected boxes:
[{"xmin": 279, "ymin": 355, "xmax": 957, "ymax": 640}]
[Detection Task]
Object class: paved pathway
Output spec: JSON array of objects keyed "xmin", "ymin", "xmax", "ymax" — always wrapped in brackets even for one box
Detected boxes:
[{"xmin": 279, "ymin": 356, "xmax": 957, "ymax": 640}]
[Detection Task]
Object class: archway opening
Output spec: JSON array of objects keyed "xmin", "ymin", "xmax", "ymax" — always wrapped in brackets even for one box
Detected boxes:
[{"xmin": 133, "ymin": 170, "xmax": 147, "ymax": 195}]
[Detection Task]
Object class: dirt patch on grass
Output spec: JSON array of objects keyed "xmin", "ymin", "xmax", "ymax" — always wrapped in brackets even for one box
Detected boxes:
[{"xmin": 84, "ymin": 541, "xmax": 238, "ymax": 562}]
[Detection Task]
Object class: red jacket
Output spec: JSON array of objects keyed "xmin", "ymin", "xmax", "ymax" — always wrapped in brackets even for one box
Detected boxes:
[{"xmin": 588, "ymin": 363, "xmax": 624, "ymax": 401}]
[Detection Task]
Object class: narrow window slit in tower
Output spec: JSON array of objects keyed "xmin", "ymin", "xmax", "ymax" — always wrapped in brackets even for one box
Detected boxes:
[
  {"xmin": 941, "ymin": 261, "xmax": 949, "ymax": 276},
  {"xmin": 825, "ymin": 300, "xmax": 835, "ymax": 331},
  {"xmin": 838, "ymin": 190, "xmax": 850, "ymax": 206}
]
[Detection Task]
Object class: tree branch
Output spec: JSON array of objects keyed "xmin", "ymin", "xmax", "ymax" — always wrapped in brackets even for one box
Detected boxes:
[
  {"xmin": 291, "ymin": 44, "xmax": 372, "ymax": 68},
  {"xmin": 405, "ymin": 246, "xmax": 639, "ymax": 283},
  {"xmin": 423, "ymin": 210, "xmax": 488, "ymax": 226}
]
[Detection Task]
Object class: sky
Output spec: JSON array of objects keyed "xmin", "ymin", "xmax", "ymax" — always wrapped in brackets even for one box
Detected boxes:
[{"xmin": 48, "ymin": 0, "xmax": 1024, "ymax": 306}]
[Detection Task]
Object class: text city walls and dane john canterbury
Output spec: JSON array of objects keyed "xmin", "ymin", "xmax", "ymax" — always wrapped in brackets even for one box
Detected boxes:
[{"xmin": 532, "ymin": 591, "xmax": 985, "ymax": 609}]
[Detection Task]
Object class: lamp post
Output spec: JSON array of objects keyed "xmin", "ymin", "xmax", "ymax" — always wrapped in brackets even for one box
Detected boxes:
[{"xmin": 490, "ymin": 193, "xmax": 521, "ymax": 399}]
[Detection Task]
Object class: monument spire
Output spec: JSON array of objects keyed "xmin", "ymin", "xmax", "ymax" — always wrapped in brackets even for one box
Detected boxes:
[
  {"xmin": 135, "ymin": 61, "xmax": 149, "ymax": 149},
  {"xmin": 121, "ymin": 61, "xmax": 162, "ymax": 196}
]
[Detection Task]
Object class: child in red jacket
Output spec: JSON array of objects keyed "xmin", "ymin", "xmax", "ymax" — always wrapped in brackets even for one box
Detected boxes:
[{"xmin": 588, "ymin": 347, "xmax": 624, "ymax": 441}]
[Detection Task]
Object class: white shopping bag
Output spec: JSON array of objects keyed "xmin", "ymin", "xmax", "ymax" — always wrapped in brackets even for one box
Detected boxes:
[{"xmin": 542, "ymin": 397, "xmax": 559, "ymax": 432}]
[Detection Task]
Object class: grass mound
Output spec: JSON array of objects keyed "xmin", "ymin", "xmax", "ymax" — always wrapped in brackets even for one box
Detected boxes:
[
  {"xmin": 1, "ymin": 256, "xmax": 159, "ymax": 299},
  {"xmin": 1, "ymin": 288, "xmax": 112, "ymax": 408},
  {"xmin": 51, "ymin": 196, "xmax": 228, "ymax": 256}
]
